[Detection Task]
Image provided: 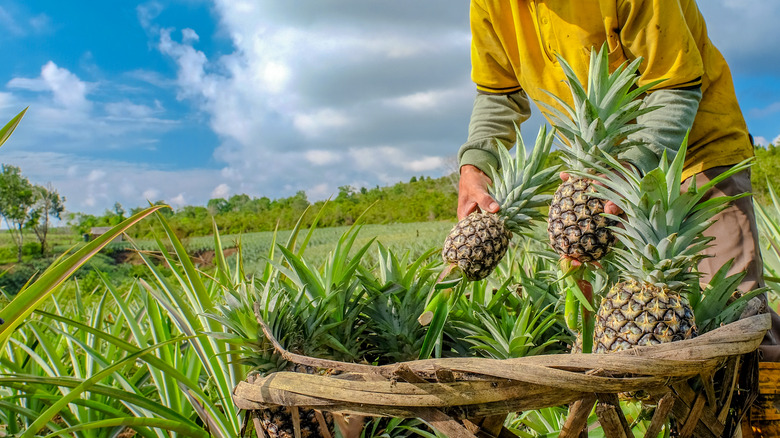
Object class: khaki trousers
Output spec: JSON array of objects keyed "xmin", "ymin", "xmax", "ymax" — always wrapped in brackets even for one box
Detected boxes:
[{"xmin": 681, "ymin": 166, "xmax": 780, "ymax": 362}]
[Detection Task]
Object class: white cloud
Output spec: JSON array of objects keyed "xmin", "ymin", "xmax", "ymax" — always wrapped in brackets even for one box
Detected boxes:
[
  {"xmin": 87, "ymin": 169, "xmax": 106, "ymax": 182},
  {"xmin": 386, "ymin": 88, "xmax": 466, "ymax": 111},
  {"xmin": 0, "ymin": 92, "xmax": 15, "ymax": 112},
  {"xmin": 748, "ymin": 101, "xmax": 780, "ymax": 119},
  {"xmin": 25, "ymin": 61, "xmax": 91, "ymax": 110},
  {"xmin": 137, "ymin": 2, "xmax": 163, "ymax": 31},
  {"xmin": 0, "ymin": 7, "xmax": 23, "ymax": 36},
  {"xmin": 142, "ymin": 188, "xmax": 160, "ymax": 201},
  {"xmin": 407, "ymin": 156, "xmax": 445, "ymax": 172},
  {"xmin": 260, "ymin": 61, "xmax": 291, "ymax": 94},
  {"xmin": 5, "ymin": 1, "xmax": 471, "ymax": 215},
  {"xmin": 753, "ymin": 136, "xmax": 769, "ymax": 147},
  {"xmin": 140, "ymin": 1, "xmax": 472, "ymax": 210},
  {"xmin": 350, "ymin": 146, "xmax": 445, "ymax": 173},
  {"xmin": 698, "ymin": 1, "xmax": 780, "ymax": 73},
  {"xmin": 1, "ymin": 150, "xmax": 226, "ymax": 214},
  {"xmin": 170, "ymin": 193, "xmax": 187, "ymax": 207},
  {"xmin": 211, "ymin": 183, "xmax": 230, "ymax": 198},
  {"xmin": 293, "ymin": 109, "xmax": 350, "ymax": 138},
  {"xmin": 181, "ymin": 28, "xmax": 199, "ymax": 44},
  {"xmin": 28, "ymin": 13, "xmax": 51, "ymax": 33},
  {"xmin": 304, "ymin": 150, "xmax": 340, "ymax": 166},
  {"xmin": 3, "ymin": 60, "xmax": 180, "ymax": 159},
  {"xmin": 157, "ymin": 28, "xmax": 209, "ymax": 100},
  {"xmin": 307, "ymin": 183, "xmax": 331, "ymax": 200},
  {"xmin": 0, "ymin": 6, "xmax": 50, "ymax": 36}
]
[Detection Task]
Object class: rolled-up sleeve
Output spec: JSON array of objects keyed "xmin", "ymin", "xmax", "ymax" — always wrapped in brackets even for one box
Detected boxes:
[{"xmin": 471, "ymin": 0, "xmax": 523, "ymax": 94}]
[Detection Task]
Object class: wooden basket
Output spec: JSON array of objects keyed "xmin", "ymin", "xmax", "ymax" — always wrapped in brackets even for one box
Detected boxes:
[
  {"xmin": 743, "ymin": 362, "xmax": 780, "ymax": 437},
  {"xmin": 233, "ymin": 312, "xmax": 771, "ymax": 438}
]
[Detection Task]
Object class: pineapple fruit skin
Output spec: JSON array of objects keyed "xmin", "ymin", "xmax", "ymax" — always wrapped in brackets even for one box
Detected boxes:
[
  {"xmin": 548, "ymin": 176, "xmax": 617, "ymax": 262},
  {"xmin": 261, "ymin": 407, "xmax": 331, "ymax": 438},
  {"xmin": 259, "ymin": 364, "xmax": 334, "ymax": 438},
  {"xmin": 442, "ymin": 212, "xmax": 512, "ymax": 281},
  {"xmin": 593, "ymin": 280, "xmax": 697, "ymax": 353}
]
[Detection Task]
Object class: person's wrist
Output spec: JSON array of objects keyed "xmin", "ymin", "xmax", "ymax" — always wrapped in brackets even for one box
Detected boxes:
[
  {"xmin": 460, "ymin": 164, "xmax": 484, "ymax": 176},
  {"xmin": 460, "ymin": 149, "xmax": 498, "ymax": 177}
]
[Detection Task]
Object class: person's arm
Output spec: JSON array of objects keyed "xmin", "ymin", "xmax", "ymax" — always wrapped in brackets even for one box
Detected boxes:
[
  {"xmin": 457, "ymin": 91, "xmax": 531, "ymax": 219},
  {"xmin": 458, "ymin": 1, "xmax": 530, "ymax": 219},
  {"xmin": 459, "ymin": 91, "xmax": 532, "ymax": 176},
  {"xmin": 614, "ymin": 0, "xmax": 705, "ymax": 172},
  {"xmin": 620, "ymin": 86, "xmax": 702, "ymax": 174}
]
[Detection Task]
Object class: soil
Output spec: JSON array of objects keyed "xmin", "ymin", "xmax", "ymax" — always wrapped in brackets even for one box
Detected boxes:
[
  {"xmin": 107, "ymin": 248, "xmax": 238, "ymax": 268},
  {"xmin": 190, "ymin": 247, "xmax": 239, "ymax": 267}
]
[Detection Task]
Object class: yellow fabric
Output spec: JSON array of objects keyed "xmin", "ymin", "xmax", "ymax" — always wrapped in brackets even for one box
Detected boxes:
[{"xmin": 470, "ymin": 0, "xmax": 753, "ymax": 180}]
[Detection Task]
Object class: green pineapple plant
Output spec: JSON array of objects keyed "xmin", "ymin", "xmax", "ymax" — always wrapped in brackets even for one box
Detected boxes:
[
  {"xmin": 756, "ymin": 182, "xmax": 780, "ymax": 300},
  {"xmin": 542, "ymin": 45, "xmax": 662, "ymax": 263},
  {"xmin": 442, "ymin": 125, "xmax": 559, "ymax": 281},
  {"xmin": 359, "ymin": 243, "xmax": 440, "ymax": 364},
  {"xmin": 577, "ymin": 143, "xmax": 754, "ymax": 352}
]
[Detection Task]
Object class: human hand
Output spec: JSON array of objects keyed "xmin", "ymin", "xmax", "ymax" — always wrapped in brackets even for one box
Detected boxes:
[
  {"xmin": 457, "ymin": 165, "xmax": 499, "ymax": 220},
  {"xmin": 559, "ymin": 171, "xmax": 622, "ymax": 216}
]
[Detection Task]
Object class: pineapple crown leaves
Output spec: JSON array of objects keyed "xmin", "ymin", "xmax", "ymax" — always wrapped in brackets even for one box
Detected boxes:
[
  {"xmin": 486, "ymin": 124, "xmax": 560, "ymax": 232},
  {"xmin": 537, "ymin": 44, "xmax": 664, "ymax": 172},
  {"xmin": 571, "ymin": 138, "xmax": 753, "ymax": 290}
]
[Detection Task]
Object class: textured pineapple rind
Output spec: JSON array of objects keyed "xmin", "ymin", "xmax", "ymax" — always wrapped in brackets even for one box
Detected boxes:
[
  {"xmin": 548, "ymin": 175, "xmax": 618, "ymax": 262},
  {"xmin": 442, "ymin": 212, "xmax": 512, "ymax": 281},
  {"xmin": 593, "ymin": 280, "xmax": 697, "ymax": 353}
]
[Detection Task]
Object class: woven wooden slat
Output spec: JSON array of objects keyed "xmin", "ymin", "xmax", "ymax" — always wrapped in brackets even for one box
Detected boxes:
[
  {"xmin": 237, "ymin": 312, "xmax": 771, "ymax": 437},
  {"xmin": 559, "ymin": 394, "xmax": 596, "ymax": 438}
]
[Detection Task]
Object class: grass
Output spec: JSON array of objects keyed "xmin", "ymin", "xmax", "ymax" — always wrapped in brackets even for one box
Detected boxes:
[
  {"xmin": 2, "ymin": 219, "xmax": 454, "ymax": 269},
  {"xmin": 75, "ymin": 220, "xmax": 456, "ymax": 275}
]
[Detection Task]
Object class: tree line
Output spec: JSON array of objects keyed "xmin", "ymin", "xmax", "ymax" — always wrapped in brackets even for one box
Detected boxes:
[
  {"xmin": 0, "ymin": 165, "xmax": 65, "ymax": 262},
  {"xmin": 68, "ymin": 174, "xmax": 460, "ymax": 240},
  {"xmin": 4, "ymin": 142, "xmax": 780, "ymax": 263}
]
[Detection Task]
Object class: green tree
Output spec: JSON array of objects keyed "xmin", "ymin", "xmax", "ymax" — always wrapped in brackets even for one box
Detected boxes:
[
  {"xmin": 27, "ymin": 183, "xmax": 66, "ymax": 256},
  {"xmin": 207, "ymin": 198, "xmax": 229, "ymax": 215},
  {"xmin": 0, "ymin": 164, "xmax": 36, "ymax": 262},
  {"xmin": 113, "ymin": 202, "xmax": 125, "ymax": 221}
]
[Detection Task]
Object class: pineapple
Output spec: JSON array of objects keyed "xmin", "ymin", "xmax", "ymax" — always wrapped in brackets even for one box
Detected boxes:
[
  {"xmin": 542, "ymin": 45, "xmax": 661, "ymax": 262},
  {"xmin": 579, "ymin": 143, "xmax": 753, "ymax": 353},
  {"xmin": 443, "ymin": 125, "xmax": 558, "ymax": 281}
]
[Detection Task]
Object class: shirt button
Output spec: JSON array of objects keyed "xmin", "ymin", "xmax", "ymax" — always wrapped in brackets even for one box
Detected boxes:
[{"xmin": 541, "ymin": 17, "xmax": 549, "ymax": 24}]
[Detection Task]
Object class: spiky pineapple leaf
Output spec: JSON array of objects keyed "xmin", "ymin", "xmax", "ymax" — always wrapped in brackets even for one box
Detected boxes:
[{"xmin": 538, "ymin": 44, "xmax": 663, "ymax": 172}]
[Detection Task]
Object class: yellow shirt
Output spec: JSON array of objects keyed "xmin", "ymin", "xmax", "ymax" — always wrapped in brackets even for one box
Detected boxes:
[{"xmin": 470, "ymin": 0, "xmax": 752, "ymax": 179}]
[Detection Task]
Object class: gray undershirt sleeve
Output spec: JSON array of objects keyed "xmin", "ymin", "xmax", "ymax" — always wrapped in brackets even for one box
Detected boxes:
[
  {"xmin": 620, "ymin": 86, "xmax": 702, "ymax": 175},
  {"xmin": 458, "ymin": 91, "xmax": 532, "ymax": 176},
  {"xmin": 458, "ymin": 86, "xmax": 701, "ymax": 178}
]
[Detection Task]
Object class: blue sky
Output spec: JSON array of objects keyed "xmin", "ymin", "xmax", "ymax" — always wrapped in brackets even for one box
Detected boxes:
[{"xmin": 1, "ymin": 0, "xmax": 779, "ymax": 216}]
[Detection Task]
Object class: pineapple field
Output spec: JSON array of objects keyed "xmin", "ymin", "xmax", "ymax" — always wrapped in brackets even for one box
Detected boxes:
[
  {"xmin": 1, "ymin": 181, "xmax": 779, "ymax": 437},
  {"xmin": 3, "ymin": 47, "xmax": 780, "ymax": 438}
]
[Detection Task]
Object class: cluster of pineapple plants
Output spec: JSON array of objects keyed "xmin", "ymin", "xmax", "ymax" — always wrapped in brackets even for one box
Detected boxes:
[{"xmin": 216, "ymin": 211, "xmax": 570, "ymax": 437}]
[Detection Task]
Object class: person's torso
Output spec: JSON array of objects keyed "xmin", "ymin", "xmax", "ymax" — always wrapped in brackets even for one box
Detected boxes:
[{"xmin": 471, "ymin": 0, "xmax": 753, "ymax": 177}]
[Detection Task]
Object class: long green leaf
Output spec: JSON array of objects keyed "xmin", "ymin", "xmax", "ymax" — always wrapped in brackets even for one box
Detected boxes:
[
  {"xmin": 0, "ymin": 205, "xmax": 166, "ymax": 346},
  {"xmin": 0, "ymin": 107, "xmax": 27, "ymax": 148},
  {"xmin": 41, "ymin": 417, "xmax": 211, "ymax": 438},
  {"xmin": 21, "ymin": 337, "xmax": 185, "ymax": 437}
]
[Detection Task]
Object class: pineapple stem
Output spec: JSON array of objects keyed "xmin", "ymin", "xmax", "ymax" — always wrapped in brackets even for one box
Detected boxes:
[
  {"xmin": 560, "ymin": 262, "xmax": 596, "ymax": 353},
  {"xmin": 564, "ymin": 287, "xmax": 579, "ymax": 330}
]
